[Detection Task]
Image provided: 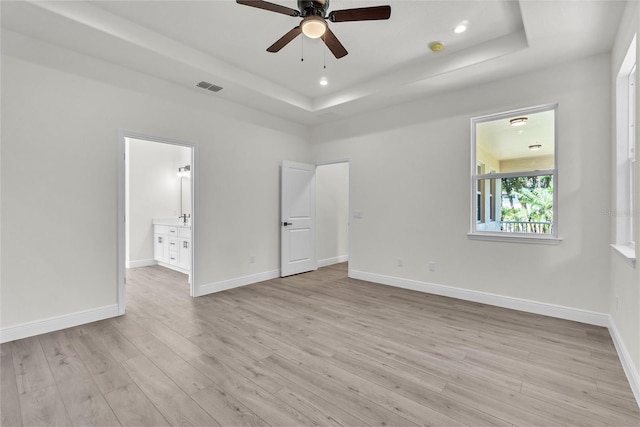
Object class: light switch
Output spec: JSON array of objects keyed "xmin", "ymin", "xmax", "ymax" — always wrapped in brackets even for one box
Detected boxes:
[{"xmin": 353, "ymin": 210, "xmax": 363, "ymax": 219}]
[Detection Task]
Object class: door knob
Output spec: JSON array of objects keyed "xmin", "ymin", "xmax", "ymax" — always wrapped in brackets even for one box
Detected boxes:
[{"xmin": 282, "ymin": 221, "xmax": 293, "ymax": 226}]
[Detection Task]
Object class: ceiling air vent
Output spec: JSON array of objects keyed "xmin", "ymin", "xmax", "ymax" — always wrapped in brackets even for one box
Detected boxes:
[{"xmin": 196, "ymin": 81, "xmax": 223, "ymax": 92}]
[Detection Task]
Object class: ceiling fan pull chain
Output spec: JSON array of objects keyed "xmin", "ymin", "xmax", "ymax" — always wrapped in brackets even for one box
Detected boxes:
[
  {"xmin": 301, "ymin": 36, "xmax": 304, "ymax": 62},
  {"xmin": 323, "ymin": 33, "xmax": 327, "ymax": 69}
]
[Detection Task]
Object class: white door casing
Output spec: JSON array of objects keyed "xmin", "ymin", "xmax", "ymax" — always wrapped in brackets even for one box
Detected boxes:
[
  {"xmin": 118, "ymin": 130, "xmax": 197, "ymax": 315},
  {"xmin": 281, "ymin": 160, "xmax": 317, "ymax": 277}
]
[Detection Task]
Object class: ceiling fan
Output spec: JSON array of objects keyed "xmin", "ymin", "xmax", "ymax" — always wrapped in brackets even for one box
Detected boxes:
[{"xmin": 236, "ymin": 0, "xmax": 391, "ymax": 59}]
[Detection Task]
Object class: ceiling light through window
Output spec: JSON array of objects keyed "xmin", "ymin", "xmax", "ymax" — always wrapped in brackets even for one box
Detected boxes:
[{"xmin": 510, "ymin": 117, "xmax": 528, "ymax": 126}]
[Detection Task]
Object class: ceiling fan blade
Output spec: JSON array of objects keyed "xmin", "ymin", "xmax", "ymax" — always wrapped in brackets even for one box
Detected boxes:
[
  {"xmin": 267, "ymin": 26, "xmax": 302, "ymax": 52},
  {"xmin": 236, "ymin": 0, "xmax": 300, "ymax": 17},
  {"xmin": 328, "ymin": 5, "xmax": 391, "ymax": 22},
  {"xmin": 322, "ymin": 27, "xmax": 348, "ymax": 59}
]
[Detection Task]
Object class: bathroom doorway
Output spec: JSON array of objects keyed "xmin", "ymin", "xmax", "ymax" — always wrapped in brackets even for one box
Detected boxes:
[{"xmin": 117, "ymin": 132, "xmax": 196, "ymax": 315}]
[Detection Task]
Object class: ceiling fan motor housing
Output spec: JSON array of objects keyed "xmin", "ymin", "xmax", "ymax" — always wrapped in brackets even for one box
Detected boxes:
[{"xmin": 298, "ymin": 0, "xmax": 329, "ymax": 17}]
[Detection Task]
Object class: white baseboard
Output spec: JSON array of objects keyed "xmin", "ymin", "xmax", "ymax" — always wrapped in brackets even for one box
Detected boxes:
[
  {"xmin": 197, "ymin": 269, "xmax": 280, "ymax": 296},
  {"xmin": 318, "ymin": 255, "xmax": 349, "ymax": 268},
  {"xmin": 608, "ymin": 316, "xmax": 640, "ymax": 407},
  {"xmin": 127, "ymin": 259, "xmax": 156, "ymax": 268},
  {"xmin": 349, "ymin": 270, "xmax": 609, "ymax": 327},
  {"xmin": 0, "ymin": 304, "xmax": 119, "ymax": 344}
]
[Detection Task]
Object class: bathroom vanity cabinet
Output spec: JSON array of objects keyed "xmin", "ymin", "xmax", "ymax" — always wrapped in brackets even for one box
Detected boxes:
[{"xmin": 153, "ymin": 221, "xmax": 191, "ymax": 274}]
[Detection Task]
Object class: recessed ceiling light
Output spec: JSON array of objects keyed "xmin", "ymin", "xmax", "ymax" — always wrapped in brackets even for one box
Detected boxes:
[
  {"xmin": 510, "ymin": 117, "xmax": 528, "ymax": 126},
  {"xmin": 319, "ymin": 77, "xmax": 328, "ymax": 86},
  {"xmin": 529, "ymin": 144, "xmax": 542, "ymax": 151},
  {"xmin": 454, "ymin": 21, "xmax": 468, "ymax": 34}
]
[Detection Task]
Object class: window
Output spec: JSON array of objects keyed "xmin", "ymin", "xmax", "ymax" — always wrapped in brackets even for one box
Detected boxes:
[
  {"xmin": 613, "ymin": 35, "xmax": 636, "ymax": 261},
  {"xmin": 470, "ymin": 104, "xmax": 559, "ymax": 243}
]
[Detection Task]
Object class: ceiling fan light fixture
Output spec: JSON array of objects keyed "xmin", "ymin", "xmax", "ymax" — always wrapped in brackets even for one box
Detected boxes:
[
  {"xmin": 301, "ymin": 15, "xmax": 327, "ymax": 38},
  {"xmin": 510, "ymin": 117, "xmax": 528, "ymax": 126}
]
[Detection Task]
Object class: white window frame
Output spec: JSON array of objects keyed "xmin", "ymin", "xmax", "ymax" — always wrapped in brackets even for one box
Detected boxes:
[
  {"xmin": 469, "ymin": 104, "xmax": 561, "ymax": 244},
  {"xmin": 612, "ymin": 34, "xmax": 636, "ymax": 263},
  {"xmin": 628, "ymin": 65, "xmax": 636, "ymax": 250}
]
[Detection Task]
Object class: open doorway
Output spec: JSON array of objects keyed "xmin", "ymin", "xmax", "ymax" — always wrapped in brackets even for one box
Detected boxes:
[
  {"xmin": 117, "ymin": 132, "xmax": 196, "ymax": 315},
  {"xmin": 316, "ymin": 161, "xmax": 350, "ymax": 268}
]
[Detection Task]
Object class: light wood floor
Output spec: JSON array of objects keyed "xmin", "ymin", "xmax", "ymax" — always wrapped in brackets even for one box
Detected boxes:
[{"xmin": 2, "ymin": 263, "xmax": 639, "ymax": 426}]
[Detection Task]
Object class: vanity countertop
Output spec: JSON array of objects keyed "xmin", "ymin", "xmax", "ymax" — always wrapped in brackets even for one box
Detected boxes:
[{"xmin": 153, "ymin": 217, "xmax": 191, "ymax": 227}]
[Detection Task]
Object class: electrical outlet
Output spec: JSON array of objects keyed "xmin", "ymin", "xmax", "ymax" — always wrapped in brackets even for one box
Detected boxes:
[
  {"xmin": 250, "ymin": 255, "xmax": 255, "ymax": 264},
  {"xmin": 397, "ymin": 259, "xmax": 403, "ymax": 267},
  {"xmin": 428, "ymin": 262, "xmax": 435, "ymax": 272}
]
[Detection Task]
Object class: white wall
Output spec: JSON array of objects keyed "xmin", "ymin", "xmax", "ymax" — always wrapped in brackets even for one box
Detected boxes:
[
  {"xmin": 610, "ymin": 0, "xmax": 640, "ymax": 393},
  {"xmin": 126, "ymin": 139, "xmax": 190, "ymax": 267},
  {"xmin": 316, "ymin": 162, "xmax": 349, "ymax": 265},
  {"xmin": 311, "ymin": 53, "xmax": 612, "ymax": 315},
  {"xmin": 1, "ymin": 52, "xmax": 309, "ymax": 331}
]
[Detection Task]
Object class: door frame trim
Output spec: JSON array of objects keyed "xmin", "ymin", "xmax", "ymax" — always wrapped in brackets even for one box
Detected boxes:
[
  {"xmin": 117, "ymin": 130, "xmax": 198, "ymax": 315},
  {"xmin": 315, "ymin": 159, "xmax": 351, "ymax": 276}
]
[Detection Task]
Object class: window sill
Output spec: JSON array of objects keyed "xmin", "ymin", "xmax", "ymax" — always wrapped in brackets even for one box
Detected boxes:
[
  {"xmin": 468, "ymin": 232, "xmax": 563, "ymax": 245},
  {"xmin": 610, "ymin": 244, "xmax": 636, "ymax": 266}
]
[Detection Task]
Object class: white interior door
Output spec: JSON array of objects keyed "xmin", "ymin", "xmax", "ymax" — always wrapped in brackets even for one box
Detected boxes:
[{"xmin": 281, "ymin": 160, "xmax": 317, "ymax": 277}]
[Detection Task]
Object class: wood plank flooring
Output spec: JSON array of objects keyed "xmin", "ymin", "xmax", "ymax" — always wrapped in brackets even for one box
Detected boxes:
[{"xmin": 2, "ymin": 263, "xmax": 639, "ymax": 426}]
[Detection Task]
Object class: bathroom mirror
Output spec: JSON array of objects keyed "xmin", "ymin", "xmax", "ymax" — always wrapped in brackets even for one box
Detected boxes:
[{"xmin": 181, "ymin": 176, "xmax": 191, "ymax": 217}]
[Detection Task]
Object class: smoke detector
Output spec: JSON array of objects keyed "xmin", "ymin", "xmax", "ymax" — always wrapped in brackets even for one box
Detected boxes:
[{"xmin": 429, "ymin": 41, "xmax": 444, "ymax": 53}]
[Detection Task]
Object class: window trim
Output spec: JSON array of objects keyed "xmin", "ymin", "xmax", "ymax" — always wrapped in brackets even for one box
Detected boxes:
[
  {"xmin": 628, "ymin": 65, "xmax": 636, "ymax": 251},
  {"xmin": 469, "ymin": 103, "xmax": 560, "ymax": 243},
  {"xmin": 613, "ymin": 34, "xmax": 636, "ymax": 262}
]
